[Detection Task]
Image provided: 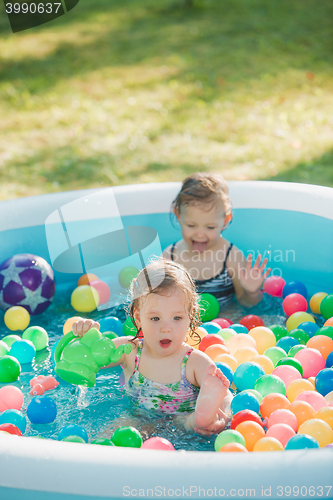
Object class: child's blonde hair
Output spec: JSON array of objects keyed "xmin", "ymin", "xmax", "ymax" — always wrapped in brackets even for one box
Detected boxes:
[
  {"xmin": 128, "ymin": 259, "xmax": 201, "ymax": 343},
  {"xmin": 172, "ymin": 172, "xmax": 232, "ymax": 217}
]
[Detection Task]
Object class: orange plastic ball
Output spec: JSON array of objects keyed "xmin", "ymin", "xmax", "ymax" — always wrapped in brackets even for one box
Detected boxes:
[
  {"xmin": 214, "ymin": 354, "xmax": 237, "ymax": 371},
  {"xmin": 63, "ymin": 316, "xmax": 82, "ymax": 335},
  {"xmin": 248, "ymin": 327, "xmax": 276, "ymax": 354},
  {"xmin": 324, "ymin": 318, "xmax": 333, "ymax": 327},
  {"xmin": 235, "ymin": 421, "xmax": 265, "ymax": 451},
  {"xmin": 234, "ymin": 347, "xmax": 258, "ymax": 366},
  {"xmin": 298, "ymin": 418, "xmax": 333, "ymax": 447},
  {"xmin": 289, "ymin": 400, "xmax": 316, "ymax": 426},
  {"xmin": 77, "ymin": 273, "xmax": 99, "ymax": 287},
  {"xmin": 252, "ymin": 355, "xmax": 274, "ymax": 374},
  {"xmin": 218, "ymin": 443, "xmax": 248, "ymax": 452},
  {"xmin": 253, "ymin": 436, "xmax": 284, "ymax": 452},
  {"xmin": 260, "ymin": 393, "xmax": 291, "ymax": 419},
  {"xmin": 205, "ymin": 344, "xmax": 229, "ymax": 360},
  {"xmin": 186, "ymin": 327, "xmax": 207, "ymax": 349},
  {"xmin": 306, "ymin": 335, "xmax": 333, "ymax": 361},
  {"xmin": 286, "ymin": 379, "xmax": 315, "ymax": 403},
  {"xmin": 227, "ymin": 334, "xmax": 257, "ymax": 355},
  {"xmin": 315, "ymin": 406, "xmax": 333, "ymax": 429}
]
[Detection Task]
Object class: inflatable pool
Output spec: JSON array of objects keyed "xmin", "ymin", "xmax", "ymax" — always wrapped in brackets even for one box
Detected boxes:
[{"xmin": 0, "ymin": 181, "xmax": 333, "ymax": 500}]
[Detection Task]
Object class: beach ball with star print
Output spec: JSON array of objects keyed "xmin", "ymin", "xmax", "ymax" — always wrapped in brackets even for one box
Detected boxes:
[{"xmin": 0, "ymin": 254, "xmax": 56, "ymax": 316}]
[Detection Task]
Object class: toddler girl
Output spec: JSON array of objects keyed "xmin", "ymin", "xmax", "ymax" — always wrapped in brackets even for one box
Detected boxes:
[
  {"xmin": 72, "ymin": 259, "xmax": 232, "ymax": 436},
  {"xmin": 163, "ymin": 172, "xmax": 271, "ymax": 310}
]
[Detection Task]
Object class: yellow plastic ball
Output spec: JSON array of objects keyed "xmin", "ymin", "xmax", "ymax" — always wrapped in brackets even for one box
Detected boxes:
[
  {"xmin": 4, "ymin": 306, "xmax": 30, "ymax": 331},
  {"xmin": 310, "ymin": 292, "xmax": 328, "ymax": 315},
  {"xmin": 286, "ymin": 379, "xmax": 315, "ymax": 403},
  {"xmin": 325, "ymin": 391, "xmax": 333, "ymax": 405},
  {"xmin": 315, "ymin": 407, "xmax": 333, "ymax": 429},
  {"xmin": 63, "ymin": 316, "xmax": 82, "ymax": 335},
  {"xmin": 298, "ymin": 418, "xmax": 333, "ymax": 447},
  {"xmin": 248, "ymin": 327, "xmax": 276, "ymax": 354},
  {"xmin": 252, "ymin": 355, "xmax": 274, "ymax": 374},
  {"xmin": 71, "ymin": 285, "xmax": 99, "ymax": 313},
  {"xmin": 227, "ymin": 333, "xmax": 257, "ymax": 355},
  {"xmin": 234, "ymin": 347, "xmax": 258, "ymax": 366},
  {"xmin": 253, "ymin": 437, "xmax": 284, "ymax": 452},
  {"xmin": 214, "ymin": 354, "xmax": 237, "ymax": 371},
  {"xmin": 286, "ymin": 312, "xmax": 315, "ymax": 332}
]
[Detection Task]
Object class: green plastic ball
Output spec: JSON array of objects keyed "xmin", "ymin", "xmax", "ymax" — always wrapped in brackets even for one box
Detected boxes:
[
  {"xmin": 276, "ymin": 356, "xmax": 303, "ymax": 376},
  {"xmin": 320, "ymin": 294, "xmax": 333, "ymax": 320},
  {"xmin": 0, "ymin": 340, "xmax": 10, "ymax": 357},
  {"xmin": 288, "ymin": 328, "xmax": 310, "ymax": 345},
  {"xmin": 288, "ymin": 345, "xmax": 307, "ymax": 357},
  {"xmin": 314, "ymin": 326, "xmax": 333, "ymax": 340},
  {"xmin": 91, "ymin": 438, "xmax": 115, "ymax": 446},
  {"xmin": 111, "ymin": 426, "xmax": 143, "ymax": 448},
  {"xmin": 118, "ymin": 267, "xmax": 140, "ymax": 289},
  {"xmin": 1, "ymin": 335, "xmax": 21, "ymax": 348},
  {"xmin": 123, "ymin": 317, "xmax": 137, "ymax": 336},
  {"xmin": 270, "ymin": 324, "xmax": 288, "ymax": 341},
  {"xmin": 62, "ymin": 435, "xmax": 86, "ymax": 443},
  {"xmin": 264, "ymin": 346, "xmax": 287, "ymax": 366},
  {"xmin": 0, "ymin": 355, "xmax": 21, "ymax": 383},
  {"xmin": 23, "ymin": 326, "xmax": 49, "ymax": 351},
  {"xmin": 254, "ymin": 374, "xmax": 286, "ymax": 397},
  {"xmin": 198, "ymin": 293, "xmax": 220, "ymax": 322},
  {"xmin": 214, "ymin": 429, "xmax": 246, "ymax": 452}
]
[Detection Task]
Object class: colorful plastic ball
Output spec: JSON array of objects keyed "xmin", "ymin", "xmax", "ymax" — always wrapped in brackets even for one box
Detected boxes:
[
  {"xmin": 23, "ymin": 325, "xmax": 49, "ymax": 351},
  {"xmin": 91, "ymin": 438, "xmax": 114, "ymax": 446},
  {"xmin": 212, "ymin": 318, "xmax": 233, "ymax": 328},
  {"xmin": 141, "ymin": 437, "xmax": 175, "ymax": 450},
  {"xmin": 286, "ymin": 312, "xmax": 315, "ymax": 332},
  {"xmin": 10, "ymin": 339, "xmax": 36, "ymax": 364},
  {"xmin": 235, "ymin": 421, "xmax": 265, "ymax": 451},
  {"xmin": 315, "ymin": 326, "xmax": 333, "ymax": 340},
  {"xmin": 58, "ymin": 424, "xmax": 88, "ymax": 443},
  {"xmin": 118, "ymin": 267, "xmax": 139, "ymax": 289},
  {"xmin": 263, "ymin": 276, "xmax": 286, "ymax": 297},
  {"xmin": 215, "ymin": 362, "xmax": 234, "ymax": 385},
  {"xmin": 298, "ymin": 418, "xmax": 333, "ymax": 447},
  {"xmin": 62, "ymin": 435, "xmax": 86, "ymax": 443},
  {"xmin": 315, "ymin": 406, "xmax": 333, "ymax": 428},
  {"xmin": 240, "ymin": 315, "xmax": 265, "ymax": 331},
  {"xmin": 214, "ymin": 354, "xmax": 237, "ymax": 371},
  {"xmin": 324, "ymin": 318, "xmax": 333, "ymax": 327},
  {"xmin": 214, "ymin": 429, "xmax": 246, "ymax": 451},
  {"xmin": 0, "ymin": 409, "xmax": 26, "ymax": 434},
  {"xmin": 1, "ymin": 335, "xmax": 21, "ymax": 349},
  {"xmin": 288, "ymin": 345, "xmax": 307, "ymax": 357},
  {"xmin": 288, "ymin": 328, "xmax": 310, "ymax": 345},
  {"xmin": 198, "ymin": 293, "xmax": 220, "ymax": 322},
  {"xmin": 201, "ymin": 322, "xmax": 222, "ymax": 334},
  {"xmin": 63, "ymin": 316, "xmax": 82, "ymax": 335},
  {"xmin": 230, "ymin": 409, "xmax": 263, "ymax": 430},
  {"xmin": 283, "ymin": 281, "xmax": 307, "ymax": 299},
  {"xmin": 0, "ymin": 340, "xmax": 10, "ymax": 357},
  {"xmin": 27, "ymin": 395, "xmax": 57, "ymax": 424},
  {"xmin": 77, "ymin": 273, "xmax": 98, "ymax": 287},
  {"xmin": 0, "ymin": 386, "xmax": 23, "ymax": 412},
  {"xmin": 260, "ymin": 393, "xmax": 291, "ymax": 419},
  {"xmin": 315, "ymin": 369, "xmax": 333, "ymax": 397},
  {"xmin": 297, "ymin": 321, "xmax": 319, "ymax": 338},
  {"xmin": 267, "ymin": 409, "xmax": 298, "ymax": 432},
  {"xmin": 0, "ymin": 356, "xmax": 21, "ymax": 383},
  {"xmin": 253, "ymin": 436, "xmax": 284, "ymax": 452},
  {"xmin": 286, "ymin": 379, "xmax": 315, "ymax": 403},
  {"xmin": 295, "ymin": 391, "xmax": 327, "ymax": 412},
  {"xmin": 327, "ymin": 351, "xmax": 333, "ymax": 368},
  {"xmin": 227, "ymin": 334, "xmax": 257, "ymax": 355},
  {"xmin": 320, "ymin": 294, "xmax": 333, "ymax": 320},
  {"xmin": 230, "ymin": 323, "xmax": 249, "ymax": 334},
  {"xmin": 0, "ymin": 423, "xmax": 22, "ymax": 436},
  {"xmin": 204, "ymin": 344, "xmax": 229, "ymax": 360},
  {"xmin": 231, "ymin": 391, "xmax": 260, "ymax": 415},
  {"xmin": 264, "ymin": 346, "xmax": 287, "ymax": 367},
  {"xmin": 218, "ymin": 443, "xmax": 248, "ymax": 452},
  {"xmin": 71, "ymin": 285, "xmax": 99, "ymax": 313},
  {"xmin": 310, "ymin": 292, "xmax": 328, "ymax": 315},
  {"xmin": 233, "ymin": 362, "xmax": 265, "ymax": 392},
  {"xmin": 218, "ymin": 328, "xmax": 236, "ymax": 343},
  {"xmin": 248, "ymin": 327, "xmax": 276, "ymax": 354},
  {"xmin": 254, "ymin": 374, "xmax": 286, "ymax": 397},
  {"xmin": 285, "ymin": 434, "xmax": 320, "ymax": 450},
  {"xmin": 272, "ymin": 365, "xmax": 301, "ymax": 388},
  {"xmin": 233, "ymin": 347, "xmax": 258, "ymax": 366},
  {"xmin": 283, "ymin": 293, "xmax": 307, "ymax": 316},
  {"xmin": 89, "ymin": 280, "xmax": 111, "ymax": 305},
  {"xmin": 290, "ymin": 400, "xmax": 315, "ymax": 426},
  {"xmin": 269, "ymin": 325, "xmax": 288, "ymax": 342},
  {"xmin": 111, "ymin": 426, "xmax": 143, "ymax": 448},
  {"xmin": 252, "ymin": 355, "xmax": 274, "ymax": 374},
  {"xmin": 199, "ymin": 334, "xmax": 226, "ymax": 352},
  {"xmin": 266, "ymin": 423, "xmax": 295, "ymax": 447},
  {"xmin": 276, "ymin": 357, "xmax": 303, "ymax": 376},
  {"xmin": 276, "ymin": 336, "xmax": 300, "ymax": 354},
  {"xmin": 295, "ymin": 348, "xmax": 325, "ymax": 378},
  {"xmin": 307, "ymin": 335, "xmax": 333, "ymax": 361},
  {"xmin": 243, "ymin": 389, "xmax": 263, "ymax": 404},
  {"xmin": 4, "ymin": 306, "xmax": 30, "ymax": 331}
]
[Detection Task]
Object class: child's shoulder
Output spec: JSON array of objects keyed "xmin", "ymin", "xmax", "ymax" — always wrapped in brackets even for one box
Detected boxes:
[{"xmin": 162, "ymin": 240, "xmax": 184, "ymax": 260}]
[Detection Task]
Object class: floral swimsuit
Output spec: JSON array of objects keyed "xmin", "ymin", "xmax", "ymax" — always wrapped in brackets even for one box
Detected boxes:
[{"xmin": 124, "ymin": 339, "xmax": 200, "ymax": 414}]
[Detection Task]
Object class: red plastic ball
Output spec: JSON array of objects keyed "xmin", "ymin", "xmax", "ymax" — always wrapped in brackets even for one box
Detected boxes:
[
  {"xmin": 263, "ymin": 276, "xmax": 286, "ymax": 297},
  {"xmin": 282, "ymin": 293, "xmax": 308, "ymax": 316},
  {"xmin": 240, "ymin": 315, "xmax": 265, "ymax": 331},
  {"xmin": 0, "ymin": 423, "xmax": 22, "ymax": 436},
  {"xmin": 212, "ymin": 318, "xmax": 234, "ymax": 328},
  {"xmin": 230, "ymin": 410, "xmax": 264, "ymax": 430},
  {"xmin": 199, "ymin": 334, "xmax": 226, "ymax": 352},
  {"xmin": 89, "ymin": 280, "xmax": 111, "ymax": 305}
]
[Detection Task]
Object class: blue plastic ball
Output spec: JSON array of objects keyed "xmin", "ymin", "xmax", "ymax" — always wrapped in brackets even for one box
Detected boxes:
[
  {"xmin": 99, "ymin": 316, "xmax": 123, "ymax": 336},
  {"xmin": 230, "ymin": 323, "xmax": 249, "ymax": 334},
  {"xmin": 276, "ymin": 336, "xmax": 299, "ymax": 353},
  {"xmin": 27, "ymin": 395, "xmax": 57, "ymax": 424},
  {"xmin": 282, "ymin": 281, "xmax": 307, "ymax": 299},
  {"xmin": 215, "ymin": 362, "xmax": 234, "ymax": 385},
  {"xmin": 297, "ymin": 322, "xmax": 319, "ymax": 338},
  {"xmin": 58, "ymin": 424, "xmax": 88, "ymax": 443},
  {"xmin": 326, "ymin": 351, "xmax": 333, "ymax": 368},
  {"xmin": 315, "ymin": 368, "xmax": 333, "ymax": 396},
  {"xmin": 233, "ymin": 362, "xmax": 265, "ymax": 392},
  {"xmin": 10, "ymin": 339, "xmax": 36, "ymax": 364},
  {"xmin": 202, "ymin": 322, "xmax": 222, "ymax": 334},
  {"xmin": 0, "ymin": 409, "xmax": 27, "ymax": 433},
  {"xmin": 230, "ymin": 391, "xmax": 260, "ymax": 415},
  {"xmin": 285, "ymin": 434, "xmax": 320, "ymax": 450}
]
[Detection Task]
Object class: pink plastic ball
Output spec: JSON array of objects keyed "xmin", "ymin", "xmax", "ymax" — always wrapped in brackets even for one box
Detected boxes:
[
  {"xmin": 295, "ymin": 390, "xmax": 328, "ymax": 412},
  {"xmin": 141, "ymin": 437, "xmax": 175, "ymax": 451},
  {"xmin": 212, "ymin": 318, "xmax": 233, "ymax": 328},
  {"xmin": 0, "ymin": 386, "xmax": 24, "ymax": 412},
  {"xmin": 263, "ymin": 276, "xmax": 286, "ymax": 297},
  {"xmin": 271, "ymin": 365, "xmax": 302, "ymax": 388},
  {"xmin": 266, "ymin": 423, "xmax": 296, "ymax": 447},
  {"xmin": 294, "ymin": 348, "xmax": 325, "ymax": 378},
  {"xmin": 282, "ymin": 293, "xmax": 308, "ymax": 316},
  {"xmin": 89, "ymin": 280, "xmax": 111, "ymax": 305},
  {"xmin": 267, "ymin": 409, "xmax": 298, "ymax": 432}
]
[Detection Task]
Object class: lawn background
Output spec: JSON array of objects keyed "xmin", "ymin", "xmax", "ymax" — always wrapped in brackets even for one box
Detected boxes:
[{"xmin": 0, "ymin": 0, "xmax": 332, "ymax": 201}]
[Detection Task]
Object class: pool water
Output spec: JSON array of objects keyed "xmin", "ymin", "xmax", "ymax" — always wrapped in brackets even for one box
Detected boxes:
[{"xmin": 0, "ymin": 285, "xmax": 325, "ymax": 452}]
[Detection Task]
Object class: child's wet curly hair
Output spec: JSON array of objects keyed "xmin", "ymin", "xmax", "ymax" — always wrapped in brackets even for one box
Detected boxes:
[{"xmin": 127, "ymin": 259, "xmax": 201, "ymax": 345}]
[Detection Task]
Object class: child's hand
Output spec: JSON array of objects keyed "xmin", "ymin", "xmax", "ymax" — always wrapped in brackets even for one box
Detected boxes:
[
  {"xmin": 72, "ymin": 318, "xmax": 100, "ymax": 337},
  {"xmin": 238, "ymin": 253, "xmax": 271, "ymax": 294}
]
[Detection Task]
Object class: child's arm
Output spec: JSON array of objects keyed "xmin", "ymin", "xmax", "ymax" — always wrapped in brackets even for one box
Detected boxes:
[{"xmin": 227, "ymin": 246, "xmax": 271, "ymax": 307}]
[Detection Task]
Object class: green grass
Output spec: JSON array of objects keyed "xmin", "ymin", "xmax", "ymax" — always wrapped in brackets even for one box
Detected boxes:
[{"xmin": 0, "ymin": 0, "xmax": 333, "ymax": 200}]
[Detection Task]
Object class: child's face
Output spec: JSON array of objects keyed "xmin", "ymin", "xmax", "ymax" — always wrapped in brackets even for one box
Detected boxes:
[
  {"xmin": 133, "ymin": 288, "xmax": 190, "ymax": 356},
  {"xmin": 177, "ymin": 203, "xmax": 225, "ymax": 253}
]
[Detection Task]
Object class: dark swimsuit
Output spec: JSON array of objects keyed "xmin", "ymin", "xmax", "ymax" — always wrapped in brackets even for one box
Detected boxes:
[{"xmin": 170, "ymin": 242, "xmax": 235, "ymax": 307}]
